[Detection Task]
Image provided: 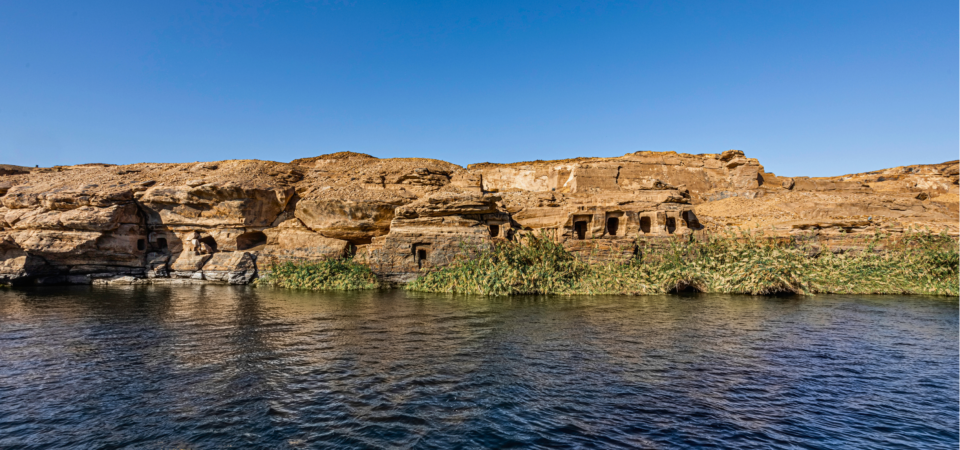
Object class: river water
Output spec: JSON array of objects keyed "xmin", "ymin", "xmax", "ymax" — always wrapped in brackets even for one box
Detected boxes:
[{"xmin": 0, "ymin": 286, "xmax": 956, "ymax": 449}]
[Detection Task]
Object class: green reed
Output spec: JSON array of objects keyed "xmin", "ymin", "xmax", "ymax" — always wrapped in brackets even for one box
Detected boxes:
[
  {"xmin": 407, "ymin": 231, "xmax": 959, "ymax": 296},
  {"xmin": 255, "ymin": 257, "xmax": 380, "ymax": 291},
  {"xmin": 406, "ymin": 236, "xmax": 587, "ymax": 295}
]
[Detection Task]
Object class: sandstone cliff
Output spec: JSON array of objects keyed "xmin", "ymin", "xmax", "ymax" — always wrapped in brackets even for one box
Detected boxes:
[{"xmin": 0, "ymin": 150, "xmax": 955, "ymax": 285}]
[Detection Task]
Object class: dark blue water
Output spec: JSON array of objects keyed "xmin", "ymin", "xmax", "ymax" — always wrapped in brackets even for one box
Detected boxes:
[{"xmin": 0, "ymin": 286, "xmax": 956, "ymax": 449}]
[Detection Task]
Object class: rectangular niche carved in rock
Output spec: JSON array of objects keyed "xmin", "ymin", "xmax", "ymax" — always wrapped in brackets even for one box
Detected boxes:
[
  {"xmin": 574, "ymin": 221, "xmax": 587, "ymax": 240},
  {"xmin": 604, "ymin": 212, "xmax": 623, "ymax": 237},
  {"xmin": 412, "ymin": 243, "xmax": 432, "ymax": 269},
  {"xmin": 572, "ymin": 215, "xmax": 592, "ymax": 240},
  {"xmin": 639, "ymin": 216, "xmax": 652, "ymax": 234}
]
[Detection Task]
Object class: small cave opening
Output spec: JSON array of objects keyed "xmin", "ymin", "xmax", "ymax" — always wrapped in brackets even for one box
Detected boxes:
[
  {"xmin": 157, "ymin": 238, "xmax": 168, "ymax": 249},
  {"xmin": 489, "ymin": 224, "xmax": 500, "ymax": 238},
  {"xmin": 639, "ymin": 216, "xmax": 651, "ymax": 234},
  {"xmin": 574, "ymin": 221, "xmax": 588, "ymax": 240},
  {"xmin": 668, "ymin": 281, "xmax": 701, "ymax": 294},
  {"xmin": 606, "ymin": 217, "xmax": 619, "ymax": 236},
  {"xmin": 413, "ymin": 243, "xmax": 431, "ymax": 269},
  {"xmin": 417, "ymin": 250, "xmax": 427, "ymax": 267},
  {"xmin": 236, "ymin": 231, "xmax": 268, "ymax": 251},
  {"xmin": 137, "ymin": 239, "xmax": 145, "ymax": 251},
  {"xmin": 666, "ymin": 217, "xmax": 677, "ymax": 234},
  {"xmin": 200, "ymin": 236, "xmax": 218, "ymax": 253}
]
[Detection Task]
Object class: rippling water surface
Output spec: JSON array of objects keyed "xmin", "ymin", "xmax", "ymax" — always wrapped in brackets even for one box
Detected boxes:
[{"xmin": 0, "ymin": 286, "xmax": 956, "ymax": 449}]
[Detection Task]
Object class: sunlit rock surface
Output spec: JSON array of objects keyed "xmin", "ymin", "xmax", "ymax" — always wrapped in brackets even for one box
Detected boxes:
[{"xmin": 0, "ymin": 150, "xmax": 956, "ymax": 284}]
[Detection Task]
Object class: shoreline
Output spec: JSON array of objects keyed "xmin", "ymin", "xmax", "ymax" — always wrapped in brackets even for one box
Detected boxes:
[{"xmin": 1, "ymin": 152, "xmax": 957, "ymax": 288}]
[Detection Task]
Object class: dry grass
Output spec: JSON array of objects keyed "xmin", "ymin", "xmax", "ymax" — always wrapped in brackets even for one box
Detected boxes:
[
  {"xmin": 254, "ymin": 231, "xmax": 958, "ymax": 296},
  {"xmin": 407, "ymin": 231, "xmax": 959, "ymax": 296},
  {"xmin": 255, "ymin": 258, "xmax": 380, "ymax": 291}
]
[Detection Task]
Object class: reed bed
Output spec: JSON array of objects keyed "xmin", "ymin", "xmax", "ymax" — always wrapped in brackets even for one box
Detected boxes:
[
  {"xmin": 407, "ymin": 231, "xmax": 959, "ymax": 296},
  {"xmin": 255, "ymin": 258, "xmax": 380, "ymax": 290}
]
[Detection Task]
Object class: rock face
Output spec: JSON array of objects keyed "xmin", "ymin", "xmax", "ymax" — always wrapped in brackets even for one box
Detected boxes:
[
  {"xmin": 0, "ymin": 151, "xmax": 956, "ymax": 285},
  {"xmin": 469, "ymin": 150, "xmax": 763, "ymax": 201}
]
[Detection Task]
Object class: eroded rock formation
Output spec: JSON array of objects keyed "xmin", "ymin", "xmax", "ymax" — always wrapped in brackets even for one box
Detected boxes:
[{"xmin": 0, "ymin": 150, "xmax": 956, "ymax": 285}]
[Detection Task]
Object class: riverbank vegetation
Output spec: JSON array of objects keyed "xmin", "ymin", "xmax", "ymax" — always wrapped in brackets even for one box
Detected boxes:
[
  {"xmin": 253, "ymin": 232, "xmax": 958, "ymax": 295},
  {"xmin": 407, "ymin": 232, "xmax": 959, "ymax": 296},
  {"xmin": 255, "ymin": 258, "xmax": 380, "ymax": 290}
]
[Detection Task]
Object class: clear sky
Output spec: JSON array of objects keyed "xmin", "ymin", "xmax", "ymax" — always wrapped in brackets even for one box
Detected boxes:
[{"xmin": 1, "ymin": 1, "xmax": 956, "ymax": 176}]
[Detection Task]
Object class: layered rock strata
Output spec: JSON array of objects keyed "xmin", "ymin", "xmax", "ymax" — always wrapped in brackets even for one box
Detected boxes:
[{"xmin": 0, "ymin": 151, "xmax": 956, "ymax": 285}]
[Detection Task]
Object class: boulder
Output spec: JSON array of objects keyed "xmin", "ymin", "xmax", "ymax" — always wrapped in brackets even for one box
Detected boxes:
[
  {"xmin": 258, "ymin": 219, "xmax": 351, "ymax": 262},
  {"xmin": 169, "ymin": 252, "xmax": 212, "ymax": 279},
  {"xmin": 202, "ymin": 251, "xmax": 257, "ymax": 284},
  {"xmin": 294, "ymin": 198, "xmax": 404, "ymax": 244}
]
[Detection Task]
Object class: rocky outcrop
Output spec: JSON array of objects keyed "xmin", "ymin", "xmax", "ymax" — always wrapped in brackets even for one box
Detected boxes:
[
  {"xmin": 356, "ymin": 193, "xmax": 504, "ymax": 283},
  {"xmin": 469, "ymin": 149, "xmax": 764, "ymax": 201},
  {"xmin": 0, "ymin": 181, "xmax": 147, "ymax": 283},
  {"xmin": 694, "ymin": 159, "xmax": 959, "ymax": 239},
  {"xmin": 0, "ymin": 150, "xmax": 955, "ymax": 285}
]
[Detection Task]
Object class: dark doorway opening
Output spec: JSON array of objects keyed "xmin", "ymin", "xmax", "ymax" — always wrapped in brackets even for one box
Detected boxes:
[
  {"xmin": 639, "ymin": 216, "xmax": 651, "ymax": 234},
  {"xmin": 200, "ymin": 236, "xmax": 218, "ymax": 252},
  {"xmin": 606, "ymin": 217, "xmax": 619, "ymax": 236},
  {"xmin": 237, "ymin": 231, "xmax": 268, "ymax": 250},
  {"xmin": 574, "ymin": 221, "xmax": 588, "ymax": 240},
  {"xmin": 666, "ymin": 218, "xmax": 676, "ymax": 234},
  {"xmin": 417, "ymin": 250, "xmax": 427, "ymax": 267},
  {"xmin": 489, "ymin": 225, "xmax": 499, "ymax": 238},
  {"xmin": 413, "ymin": 243, "xmax": 431, "ymax": 269},
  {"xmin": 157, "ymin": 238, "xmax": 168, "ymax": 249},
  {"xmin": 137, "ymin": 239, "xmax": 145, "ymax": 251}
]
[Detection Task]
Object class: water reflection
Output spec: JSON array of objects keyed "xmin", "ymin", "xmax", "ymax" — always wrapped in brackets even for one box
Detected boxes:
[{"xmin": 0, "ymin": 287, "xmax": 956, "ymax": 449}]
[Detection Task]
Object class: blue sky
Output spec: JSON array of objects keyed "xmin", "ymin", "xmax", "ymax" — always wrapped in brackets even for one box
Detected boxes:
[{"xmin": 1, "ymin": 1, "xmax": 956, "ymax": 176}]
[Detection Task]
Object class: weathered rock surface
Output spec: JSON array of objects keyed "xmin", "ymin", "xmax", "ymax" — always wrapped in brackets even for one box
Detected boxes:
[
  {"xmin": 258, "ymin": 218, "xmax": 351, "ymax": 262},
  {"xmin": 0, "ymin": 150, "xmax": 955, "ymax": 285},
  {"xmin": 202, "ymin": 251, "xmax": 258, "ymax": 284}
]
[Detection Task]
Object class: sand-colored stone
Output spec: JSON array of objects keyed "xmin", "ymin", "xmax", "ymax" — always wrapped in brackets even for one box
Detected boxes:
[
  {"xmin": 202, "ymin": 251, "xmax": 257, "ymax": 284},
  {"xmin": 0, "ymin": 150, "xmax": 955, "ymax": 285},
  {"xmin": 257, "ymin": 218, "xmax": 351, "ymax": 262}
]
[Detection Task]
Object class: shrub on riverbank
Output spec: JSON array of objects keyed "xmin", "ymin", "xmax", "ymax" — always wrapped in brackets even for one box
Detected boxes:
[
  {"xmin": 406, "ymin": 232, "xmax": 959, "ymax": 296},
  {"xmin": 255, "ymin": 258, "xmax": 380, "ymax": 290},
  {"xmin": 406, "ymin": 237, "xmax": 587, "ymax": 295}
]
